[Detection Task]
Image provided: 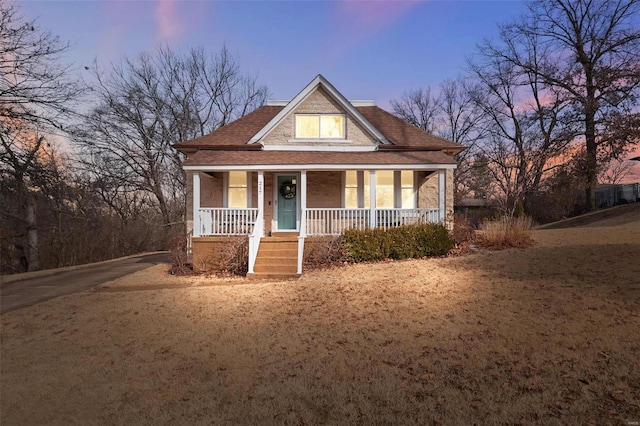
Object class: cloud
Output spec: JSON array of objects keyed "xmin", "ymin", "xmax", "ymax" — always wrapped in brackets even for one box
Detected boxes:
[
  {"xmin": 155, "ymin": 0, "xmax": 181, "ymax": 41},
  {"xmin": 305, "ymin": 1, "xmax": 421, "ymax": 73},
  {"xmin": 335, "ymin": 0, "xmax": 422, "ymax": 33}
]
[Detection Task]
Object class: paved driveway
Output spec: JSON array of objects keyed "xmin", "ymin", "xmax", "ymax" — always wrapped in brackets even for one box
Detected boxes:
[{"xmin": 0, "ymin": 252, "xmax": 170, "ymax": 314}]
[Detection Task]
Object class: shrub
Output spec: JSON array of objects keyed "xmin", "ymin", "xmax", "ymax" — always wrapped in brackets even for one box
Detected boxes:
[
  {"xmin": 303, "ymin": 236, "xmax": 345, "ymax": 270},
  {"xmin": 477, "ymin": 216, "xmax": 535, "ymax": 248},
  {"xmin": 451, "ymin": 213, "xmax": 475, "ymax": 245},
  {"xmin": 342, "ymin": 223, "xmax": 453, "ymax": 263},
  {"xmin": 169, "ymin": 232, "xmax": 192, "ymax": 275},
  {"xmin": 196, "ymin": 237, "xmax": 248, "ymax": 275},
  {"xmin": 342, "ymin": 228, "xmax": 392, "ymax": 263}
]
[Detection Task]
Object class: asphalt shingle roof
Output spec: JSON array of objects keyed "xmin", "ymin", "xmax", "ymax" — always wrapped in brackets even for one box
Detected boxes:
[
  {"xmin": 173, "ymin": 105, "xmax": 464, "ymax": 152},
  {"xmin": 183, "ymin": 150, "xmax": 456, "ymax": 167}
]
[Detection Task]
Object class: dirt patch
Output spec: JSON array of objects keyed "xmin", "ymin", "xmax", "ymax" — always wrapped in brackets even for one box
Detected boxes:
[{"xmin": 2, "ymin": 215, "xmax": 639, "ymax": 424}]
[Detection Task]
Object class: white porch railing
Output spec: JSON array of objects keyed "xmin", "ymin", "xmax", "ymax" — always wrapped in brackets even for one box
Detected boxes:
[
  {"xmin": 304, "ymin": 208, "xmax": 440, "ymax": 236},
  {"xmin": 248, "ymin": 209, "xmax": 263, "ymax": 274},
  {"xmin": 375, "ymin": 208, "xmax": 440, "ymax": 231},
  {"xmin": 305, "ymin": 208, "xmax": 370, "ymax": 236},
  {"xmin": 197, "ymin": 208, "xmax": 259, "ymax": 236}
]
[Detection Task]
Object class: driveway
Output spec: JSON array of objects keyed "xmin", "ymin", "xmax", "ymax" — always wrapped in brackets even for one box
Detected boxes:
[{"xmin": 0, "ymin": 252, "xmax": 170, "ymax": 314}]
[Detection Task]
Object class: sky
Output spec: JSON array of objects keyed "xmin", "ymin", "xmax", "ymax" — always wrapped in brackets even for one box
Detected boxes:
[
  {"xmin": 16, "ymin": 0, "xmax": 529, "ymax": 107},
  {"xmin": 14, "ymin": 0, "xmax": 640, "ymax": 181}
]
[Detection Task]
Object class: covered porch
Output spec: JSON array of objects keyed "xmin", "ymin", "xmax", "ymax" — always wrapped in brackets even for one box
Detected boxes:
[{"xmin": 188, "ymin": 167, "xmax": 451, "ymax": 276}]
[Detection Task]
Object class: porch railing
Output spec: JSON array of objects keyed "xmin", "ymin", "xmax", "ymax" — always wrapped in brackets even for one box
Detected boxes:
[
  {"xmin": 305, "ymin": 208, "xmax": 440, "ymax": 236},
  {"xmin": 195, "ymin": 207, "xmax": 440, "ymax": 237},
  {"xmin": 197, "ymin": 208, "xmax": 259, "ymax": 236},
  {"xmin": 248, "ymin": 209, "xmax": 264, "ymax": 274},
  {"xmin": 305, "ymin": 208, "xmax": 370, "ymax": 236},
  {"xmin": 375, "ymin": 208, "xmax": 440, "ymax": 231}
]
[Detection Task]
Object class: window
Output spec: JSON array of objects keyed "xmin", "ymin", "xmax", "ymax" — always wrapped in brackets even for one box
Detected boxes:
[
  {"xmin": 343, "ymin": 170, "xmax": 415, "ymax": 208},
  {"xmin": 227, "ymin": 171, "xmax": 248, "ymax": 208},
  {"xmin": 345, "ymin": 171, "xmax": 358, "ymax": 208},
  {"xmin": 376, "ymin": 171, "xmax": 394, "ymax": 208},
  {"xmin": 295, "ymin": 114, "xmax": 345, "ymax": 139},
  {"xmin": 400, "ymin": 171, "xmax": 415, "ymax": 208}
]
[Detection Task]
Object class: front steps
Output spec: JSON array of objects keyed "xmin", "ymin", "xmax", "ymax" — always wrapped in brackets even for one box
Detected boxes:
[{"xmin": 248, "ymin": 236, "xmax": 300, "ymax": 279}]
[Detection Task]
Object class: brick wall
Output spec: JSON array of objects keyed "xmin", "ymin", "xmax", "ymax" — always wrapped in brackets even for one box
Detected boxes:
[
  {"xmin": 417, "ymin": 169, "xmax": 455, "ymax": 228},
  {"xmin": 307, "ymin": 171, "xmax": 342, "ymax": 208}
]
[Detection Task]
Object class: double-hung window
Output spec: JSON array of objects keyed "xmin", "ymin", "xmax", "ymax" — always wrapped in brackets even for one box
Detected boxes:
[
  {"xmin": 227, "ymin": 171, "xmax": 249, "ymax": 208},
  {"xmin": 400, "ymin": 171, "xmax": 415, "ymax": 208},
  {"xmin": 295, "ymin": 114, "xmax": 345, "ymax": 139}
]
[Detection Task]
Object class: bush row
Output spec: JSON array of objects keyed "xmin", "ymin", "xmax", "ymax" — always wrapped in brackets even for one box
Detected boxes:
[{"xmin": 342, "ymin": 223, "xmax": 453, "ymax": 263}]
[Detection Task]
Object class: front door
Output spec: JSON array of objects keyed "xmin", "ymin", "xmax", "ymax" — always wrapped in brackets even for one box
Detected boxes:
[{"xmin": 277, "ymin": 175, "xmax": 297, "ymax": 230}]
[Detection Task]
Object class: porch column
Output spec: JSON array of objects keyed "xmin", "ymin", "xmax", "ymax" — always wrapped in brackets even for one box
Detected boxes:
[
  {"xmin": 369, "ymin": 170, "xmax": 376, "ymax": 228},
  {"xmin": 193, "ymin": 172, "xmax": 201, "ymax": 236},
  {"xmin": 299, "ymin": 171, "xmax": 307, "ymax": 237},
  {"xmin": 257, "ymin": 171, "xmax": 264, "ymax": 236},
  {"xmin": 438, "ymin": 170, "xmax": 446, "ymax": 223},
  {"xmin": 297, "ymin": 171, "xmax": 307, "ymax": 275}
]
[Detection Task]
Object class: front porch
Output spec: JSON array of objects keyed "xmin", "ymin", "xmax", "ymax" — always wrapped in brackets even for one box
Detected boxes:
[
  {"xmin": 189, "ymin": 169, "xmax": 451, "ymax": 277},
  {"xmin": 194, "ymin": 207, "xmax": 442, "ymax": 237}
]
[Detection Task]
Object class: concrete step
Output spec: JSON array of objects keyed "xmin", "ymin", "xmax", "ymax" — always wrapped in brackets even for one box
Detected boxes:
[
  {"xmin": 253, "ymin": 264, "xmax": 298, "ymax": 274},
  {"xmin": 254, "ymin": 257, "xmax": 297, "ymax": 267},
  {"xmin": 247, "ymin": 272, "xmax": 301, "ymax": 280},
  {"xmin": 257, "ymin": 249, "xmax": 298, "ymax": 258},
  {"xmin": 260, "ymin": 237, "xmax": 298, "ymax": 243},
  {"xmin": 251, "ymin": 236, "xmax": 299, "ymax": 278},
  {"xmin": 270, "ymin": 232, "xmax": 299, "ymax": 238}
]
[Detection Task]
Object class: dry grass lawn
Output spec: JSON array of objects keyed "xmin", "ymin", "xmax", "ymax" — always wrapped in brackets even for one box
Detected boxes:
[{"xmin": 2, "ymin": 206, "xmax": 639, "ymax": 425}]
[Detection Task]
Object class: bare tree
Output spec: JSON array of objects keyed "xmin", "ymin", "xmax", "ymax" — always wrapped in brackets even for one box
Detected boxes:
[
  {"xmin": 469, "ymin": 20, "xmax": 580, "ymax": 214},
  {"xmin": 391, "ymin": 87, "xmax": 441, "ymax": 133},
  {"xmin": 74, "ymin": 46, "xmax": 268, "ymax": 228},
  {"xmin": 0, "ymin": 3, "xmax": 82, "ymax": 271},
  {"xmin": 490, "ymin": 0, "xmax": 640, "ymax": 210},
  {"xmin": 599, "ymin": 157, "xmax": 639, "ymax": 184},
  {"xmin": 438, "ymin": 78, "xmax": 486, "ymax": 200},
  {"xmin": 391, "ymin": 79, "xmax": 487, "ymax": 200}
]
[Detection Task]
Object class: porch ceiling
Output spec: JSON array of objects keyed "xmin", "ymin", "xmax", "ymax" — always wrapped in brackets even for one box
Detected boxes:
[{"xmin": 182, "ymin": 150, "xmax": 457, "ymax": 170}]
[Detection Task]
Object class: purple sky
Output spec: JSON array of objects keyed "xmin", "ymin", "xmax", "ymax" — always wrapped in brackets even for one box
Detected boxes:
[{"xmin": 17, "ymin": 0, "xmax": 528, "ymax": 107}]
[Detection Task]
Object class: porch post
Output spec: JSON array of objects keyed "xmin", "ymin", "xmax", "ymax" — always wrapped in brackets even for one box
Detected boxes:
[
  {"xmin": 297, "ymin": 170, "xmax": 307, "ymax": 275},
  {"xmin": 369, "ymin": 170, "xmax": 376, "ymax": 228},
  {"xmin": 299, "ymin": 170, "xmax": 307, "ymax": 237},
  {"xmin": 193, "ymin": 172, "xmax": 201, "ymax": 237},
  {"xmin": 438, "ymin": 170, "xmax": 446, "ymax": 223}
]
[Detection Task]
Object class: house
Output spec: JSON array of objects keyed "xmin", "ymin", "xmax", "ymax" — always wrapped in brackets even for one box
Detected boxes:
[{"xmin": 173, "ymin": 75, "xmax": 464, "ymax": 278}]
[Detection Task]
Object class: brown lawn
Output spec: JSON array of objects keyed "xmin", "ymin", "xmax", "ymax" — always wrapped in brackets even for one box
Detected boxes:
[{"xmin": 2, "ymin": 207, "xmax": 639, "ymax": 425}]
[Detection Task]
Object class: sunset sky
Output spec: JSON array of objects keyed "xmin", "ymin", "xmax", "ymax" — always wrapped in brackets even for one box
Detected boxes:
[
  {"xmin": 15, "ymin": 0, "xmax": 640, "ymax": 180},
  {"xmin": 18, "ymin": 0, "xmax": 528, "ymax": 104}
]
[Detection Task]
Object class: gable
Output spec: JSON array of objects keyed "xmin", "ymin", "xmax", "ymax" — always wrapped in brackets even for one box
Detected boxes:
[{"xmin": 261, "ymin": 86, "xmax": 377, "ymax": 149}]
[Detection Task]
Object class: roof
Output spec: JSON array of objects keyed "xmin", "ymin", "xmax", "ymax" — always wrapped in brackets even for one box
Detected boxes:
[
  {"xmin": 175, "ymin": 106, "xmax": 284, "ymax": 149},
  {"xmin": 173, "ymin": 74, "xmax": 465, "ymax": 169},
  {"xmin": 182, "ymin": 150, "xmax": 457, "ymax": 169},
  {"xmin": 174, "ymin": 105, "xmax": 463, "ymax": 152},
  {"xmin": 357, "ymin": 106, "xmax": 462, "ymax": 151}
]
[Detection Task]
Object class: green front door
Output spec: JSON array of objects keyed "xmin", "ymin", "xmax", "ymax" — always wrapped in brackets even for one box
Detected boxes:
[{"xmin": 277, "ymin": 175, "xmax": 297, "ymax": 230}]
